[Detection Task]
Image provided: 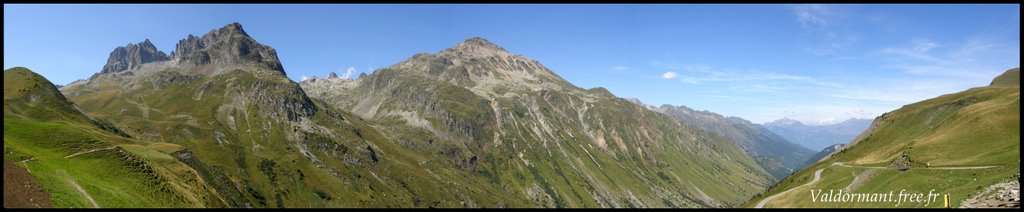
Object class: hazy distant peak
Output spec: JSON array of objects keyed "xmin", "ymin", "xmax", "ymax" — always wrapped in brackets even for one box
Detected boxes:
[{"xmin": 766, "ymin": 117, "xmax": 801, "ymax": 126}]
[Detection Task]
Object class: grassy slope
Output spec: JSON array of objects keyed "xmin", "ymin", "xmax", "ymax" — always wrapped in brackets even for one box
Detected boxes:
[
  {"xmin": 990, "ymin": 68, "xmax": 1019, "ymax": 87},
  {"xmin": 63, "ymin": 67, "xmax": 529, "ymax": 207},
  {"xmin": 4, "ymin": 67, "xmax": 206, "ymax": 208},
  {"xmin": 743, "ymin": 73, "xmax": 1020, "ymax": 208}
]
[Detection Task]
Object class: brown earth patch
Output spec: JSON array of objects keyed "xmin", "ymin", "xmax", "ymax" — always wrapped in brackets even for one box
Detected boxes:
[{"xmin": 4, "ymin": 161, "xmax": 53, "ymax": 208}]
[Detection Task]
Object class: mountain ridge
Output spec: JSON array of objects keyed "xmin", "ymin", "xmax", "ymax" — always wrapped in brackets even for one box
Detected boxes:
[
  {"xmin": 301, "ymin": 35, "xmax": 777, "ymax": 207},
  {"xmin": 646, "ymin": 102, "xmax": 815, "ymax": 179},
  {"xmin": 14, "ymin": 23, "xmax": 779, "ymax": 208}
]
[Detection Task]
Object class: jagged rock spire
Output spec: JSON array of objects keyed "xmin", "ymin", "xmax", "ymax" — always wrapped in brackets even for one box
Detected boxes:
[{"xmin": 100, "ymin": 39, "xmax": 169, "ymax": 74}]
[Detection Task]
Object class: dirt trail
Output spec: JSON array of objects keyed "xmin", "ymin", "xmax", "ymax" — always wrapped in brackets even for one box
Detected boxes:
[
  {"xmin": 65, "ymin": 177, "xmax": 99, "ymax": 208},
  {"xmin": 65, "ymin": 146, "xmax": 117, "ymax": 159},
  {"xmin": 843, "ymin": 169, "xmax": 880, "ymax": 193}
]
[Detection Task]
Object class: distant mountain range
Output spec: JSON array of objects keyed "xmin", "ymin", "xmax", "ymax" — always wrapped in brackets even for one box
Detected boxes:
[
  {"xmin": 622, "ymin": 100, "xmax": 814, "ymax": 179},
  {"xmin": 762, "ymin": 117, "xmax": 872, "ymax": 151}
]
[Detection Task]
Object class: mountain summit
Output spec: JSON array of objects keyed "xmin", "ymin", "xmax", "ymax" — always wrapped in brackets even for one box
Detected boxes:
[
  {"xmin": 92, "ymin": 22, "xmax": 285, "ymax": 80},
  {"xmin": 373, "ymin": 37, "xmax": 575, "ymax": 100},
  {"xmin": 441, "ymin": 37, "xmax": 512, "ymax": 58},
  {"xmin": 301, "ymin": 37, "xmax": 777, "ymax": 207},
  {"xmin": 171, "ymin": 22, "xmax": 285, "ymax": 76},
  {"xmin": 765, "ymin": 117, "xmax": 800, "ymax": 126},
  {"xmin": 989, "ymin": 67, "xmax": 1020, "ymax": 87},
  {"xmin": 100, "ymin": 39, "xmax": 169, "ymax": 74}
]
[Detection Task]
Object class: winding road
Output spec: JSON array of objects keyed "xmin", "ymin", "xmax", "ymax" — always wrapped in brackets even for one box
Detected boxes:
[
  {"xmin": 755, "ymin": 167, "xmax": 825, "ymax": 208},
  {"xmin": 754, "ymin": 162, "xmax": 998, "ymax": 208}
]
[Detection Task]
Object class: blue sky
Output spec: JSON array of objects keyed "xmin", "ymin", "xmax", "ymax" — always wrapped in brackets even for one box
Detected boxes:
[{"xmin": 4, "ymin": 4, "xmax": 1020, "ymax": 124}]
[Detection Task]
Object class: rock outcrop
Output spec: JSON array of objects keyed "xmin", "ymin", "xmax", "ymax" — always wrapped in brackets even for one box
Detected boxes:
[
  {"xmin": 94, "ymin": 23, "xmax": 286, "ymax": 78},
  {"xmin": 962, "ymin": 174, "xmax": 1021, "ymax": 208},
  {"xmin": 171, "ymin": 22, "xmax": 286, "ymax": 76},
  {"xmin": 100, "ymin": 39, "xmax": 169, "ymax": 74}
]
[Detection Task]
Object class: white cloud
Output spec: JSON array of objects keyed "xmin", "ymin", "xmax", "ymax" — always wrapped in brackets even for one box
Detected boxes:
[
  {"xmin": 301, "ymin": 75, "xmax": 309, "ymax": 81},
  {"xmin": 342, "ymin": 66, "xmax": 356, "ymax": 79},
  {"xmin": 817, "ymin": 117, "xmax": 837, "ymax": 125},
  {"xmin": 662, "ymin": 71, "xmax": 678, "ymax": 79}
]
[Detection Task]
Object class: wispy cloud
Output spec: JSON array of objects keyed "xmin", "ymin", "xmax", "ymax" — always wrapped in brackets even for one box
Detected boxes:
[
  {"xmin": 606, "ymin": 65, "xmax": 630, "ymax": 72},
  {"xmin": 791, "ymin": 4, "xmax": 858, "ymax": 56},
  {"xmin": 681, "ymin": 72, "xmax": 841, "ymax": 88},
  {"xmin": 672, "ymin": 64, "xmax": 841, "ymax": 88},
  {"xmin": 831, "ymin": 34, "xmax": 1017, "ymax": 105},
  {"xmin": 828, "ymin": 83, "xmax": 950, "ymax": 103},
  {"xmin": 879, "ymin": 39, "xmax": 943, "ymax": 63},
  {"xmin": 792, "ymin": 4, "xmax": 831, "ymax": 29},
  {"xmin": 876, "ymin": 36, "xmax": 1014, "ymax": 80}
]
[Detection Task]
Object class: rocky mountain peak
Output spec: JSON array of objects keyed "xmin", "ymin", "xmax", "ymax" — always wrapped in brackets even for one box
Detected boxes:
[
  {"xmin": 457, "ymin": 37, "xmax": 505, "ymax": 51},
  {"xmin": 220, "ymin": 22, "xmax": 249, "ymax": 37},
  {"xmin": 170, "ymin": 22, "xmax": 285, "ymax": 76},
  {"xmin": 100, "ymin": 39, "xmax": 169, "ymax": 74},
  {"xmin": 328, "ymin": 71, "xmax": 339, "ymax": 79},
  {"xmin": 440, "ymin": 37, "xmax": 512, "ymax": 59}
]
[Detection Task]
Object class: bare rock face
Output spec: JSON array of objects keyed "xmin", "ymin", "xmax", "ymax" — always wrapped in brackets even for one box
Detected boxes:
[
  {"xmin": 441, "ymin": 37, "xmax": 512, "ymax": 59},
  {"xmin": 93, "ymin": 23, "xmax": 285, "ymax": 79},
  {"xmin": 962, "ymin": 174, "xmax": 1021, "ymax": 208},
  {"xmin": 100, "ymin": 39, "xmax": 169, "ymax": 74},
  {"xmin": 171, "ymin": 22, "xmax": 286, "ymax": 76}
]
